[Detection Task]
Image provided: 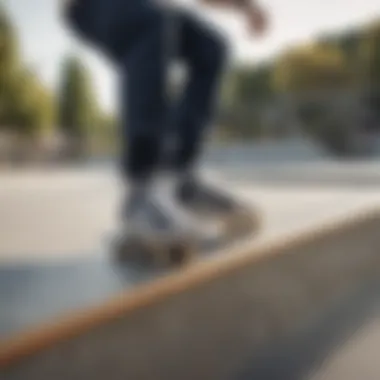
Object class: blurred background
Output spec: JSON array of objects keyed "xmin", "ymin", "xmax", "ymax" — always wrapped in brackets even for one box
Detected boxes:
[{"xmin": 0, "ymin": 0, "xmax": 379, "ymax": 166}]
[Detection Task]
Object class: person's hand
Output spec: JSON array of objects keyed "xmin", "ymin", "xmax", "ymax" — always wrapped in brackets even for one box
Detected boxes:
[
  {"xmin": 245, "ymin": 5, "xmax": 268, "ymax": 38},
  {"xmin": 200, "ymin": 0, "xmax": 269, "ymax": 38}
]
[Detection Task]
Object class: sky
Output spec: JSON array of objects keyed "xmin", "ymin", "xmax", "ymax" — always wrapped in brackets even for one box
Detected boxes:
[{"xmin": 4, "ymin": 0, "xmax": 380, "ymax": 112}]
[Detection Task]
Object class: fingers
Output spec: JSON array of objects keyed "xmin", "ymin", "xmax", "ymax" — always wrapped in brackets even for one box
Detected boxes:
[{"xmin": 247, "ymin": 7, "xmax": 269, "ymax": 38}]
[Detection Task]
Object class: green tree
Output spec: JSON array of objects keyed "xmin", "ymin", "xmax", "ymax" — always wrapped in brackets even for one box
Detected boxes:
[
  {"xmin": 273, "ymin": 44, "xmax": 351, "ymax": 94},
  {"xmin": 318, "ymin": 28, "xmax": 363, "ymax": 87},
  {"xmin": 11, "ymin": 69, "xmax": 55, "ymax": 135},
  {"xmin": 359, "ymin": 20, "xmax": 380, "ymax": 119},
  {"xmin": 0, "ymin": 5, "xmax": 54, "ymax": 137},
  {"xmin": 0, "ymin": 4, "xmax": 21, "ymax": 126},
  {"xmin": 217, "ymin": 64, "xmax": 275, "ymax": 140},
  {"xmin": 359, "ymin": 20, "xmax": 380, "ymax": 87},
  {"xmin": 58, "ymin": 55, "xmax": 100, "ymax": 139},
  {"xmin": 224, "ymin": 63, "xmax": 274, "ymax": 106}
]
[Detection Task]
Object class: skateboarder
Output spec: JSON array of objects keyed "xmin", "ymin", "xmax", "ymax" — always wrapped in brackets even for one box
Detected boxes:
[{"xmin": 62, "ymin": 0, "xmax": 268, "ymax": 243}]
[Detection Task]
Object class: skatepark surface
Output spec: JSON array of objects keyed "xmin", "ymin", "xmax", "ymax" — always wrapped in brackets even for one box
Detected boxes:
[{"xmin": 1, "ymin": 162, "xmax": 380, "ymax": 379}]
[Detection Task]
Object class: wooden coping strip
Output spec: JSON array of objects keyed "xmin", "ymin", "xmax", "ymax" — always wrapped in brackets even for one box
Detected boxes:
[{"xmin": 1, "ymin": 207, "xmax": 379, "ymax": 369}]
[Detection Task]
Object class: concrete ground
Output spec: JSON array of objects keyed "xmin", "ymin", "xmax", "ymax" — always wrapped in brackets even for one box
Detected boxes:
[{"xmin": 1, "ymin": 163, "xmax": 380, "ymax": 262}]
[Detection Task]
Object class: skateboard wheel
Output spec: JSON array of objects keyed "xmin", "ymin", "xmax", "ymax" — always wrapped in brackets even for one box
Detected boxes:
[
  {"xmin": 112, "ymin": 234, "xmax": 194, "ymax": 269},
  {"xmin": 112, "ymin": 237, "xmax": 151, "ymax": 264},
  {"xmin": 168, "ymin": 243, "xmax": 193, "ymax": 266}
]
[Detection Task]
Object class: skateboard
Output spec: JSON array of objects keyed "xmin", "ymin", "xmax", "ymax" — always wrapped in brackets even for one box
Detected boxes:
[
  {"xmin": 112, "ymin": 233, "xmax": 195, "ymax": 269},
  {"xmin": 112, "ymin": 205, "xmax": 262, "ymax": 270}
]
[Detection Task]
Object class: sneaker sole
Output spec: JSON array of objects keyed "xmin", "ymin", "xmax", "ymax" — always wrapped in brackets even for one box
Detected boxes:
[{"xmin": 112, "ymin": 233, "xmax": 196, "ymax": 268}]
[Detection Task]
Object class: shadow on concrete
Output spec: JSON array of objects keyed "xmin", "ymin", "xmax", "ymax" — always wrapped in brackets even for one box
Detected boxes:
[{"xmin": 0, "ymin": 255, "xmax": 154, "ymax": 339}]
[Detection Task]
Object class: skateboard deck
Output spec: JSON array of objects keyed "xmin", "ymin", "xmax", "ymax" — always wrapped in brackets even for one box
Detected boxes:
[{"xmin": 111, "ymin": 207, "xmax": 262, "ymax": 270}]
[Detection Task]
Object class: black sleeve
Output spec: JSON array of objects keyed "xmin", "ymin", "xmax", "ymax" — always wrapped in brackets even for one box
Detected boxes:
[{"xmin": 62, "ymin": 0, "xmax": 93, "ymax": 41}]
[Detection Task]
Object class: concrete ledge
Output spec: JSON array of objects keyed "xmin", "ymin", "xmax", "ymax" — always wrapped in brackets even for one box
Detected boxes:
[{"xmin": 2, "ymin": 209, "xmax": 380, "ymax": 379}]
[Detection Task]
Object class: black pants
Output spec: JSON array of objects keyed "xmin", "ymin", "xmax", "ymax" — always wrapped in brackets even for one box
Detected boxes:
[{"xmin": 65, "ymin": 0, "xmax": 227, "ymax": 181}]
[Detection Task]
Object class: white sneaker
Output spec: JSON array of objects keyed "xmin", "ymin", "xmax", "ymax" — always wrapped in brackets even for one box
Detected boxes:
[{"xmin": 121, "ymin": 188, "xmax": 199, "ymax": 245}]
